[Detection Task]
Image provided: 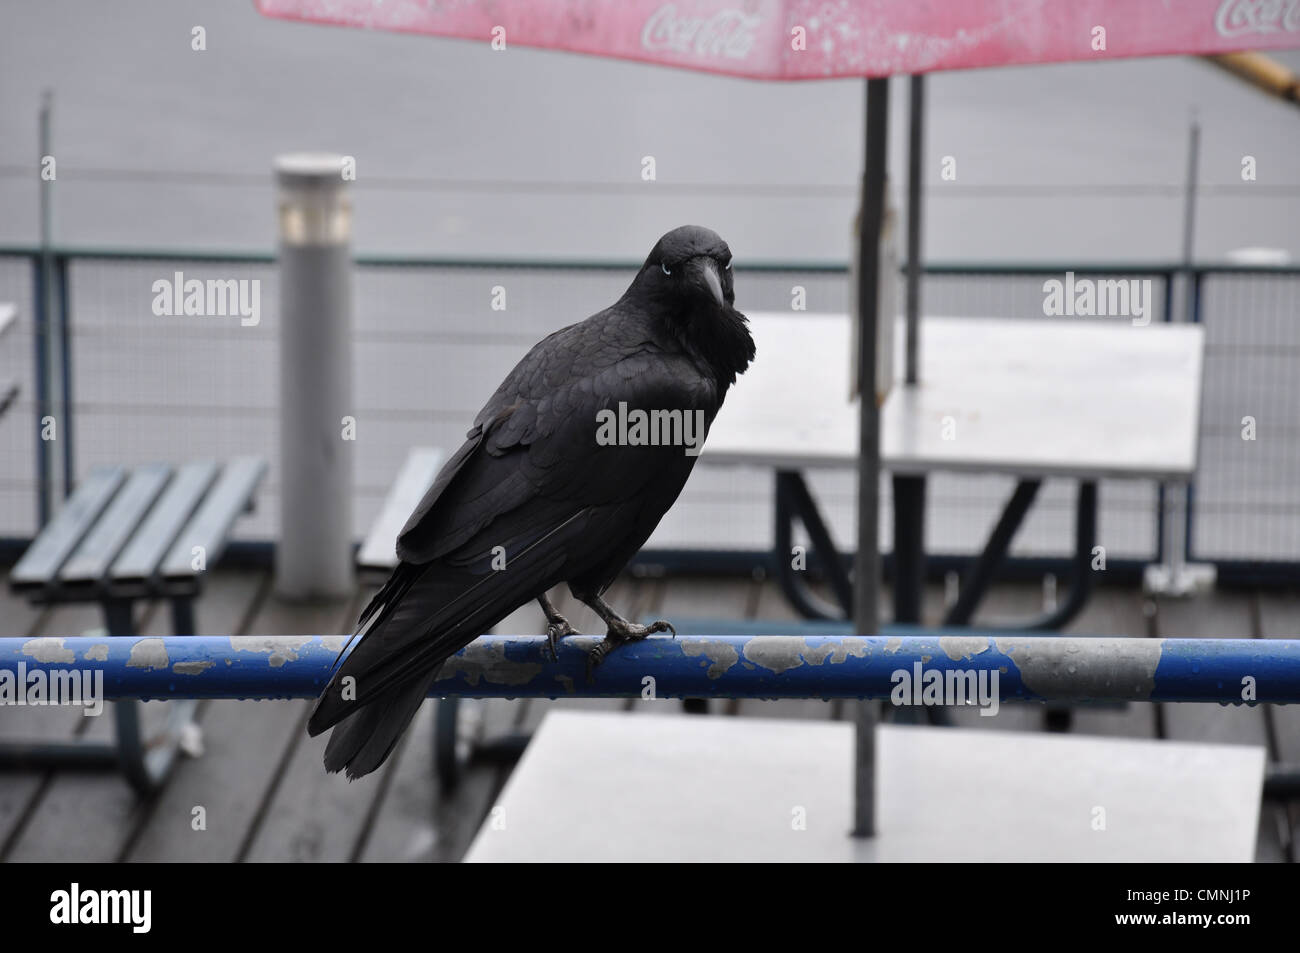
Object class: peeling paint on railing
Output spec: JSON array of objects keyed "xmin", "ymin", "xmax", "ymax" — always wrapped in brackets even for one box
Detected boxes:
[{"xmin": 0, "ymin": 633, "xmax": 1297, "ymax": 704}]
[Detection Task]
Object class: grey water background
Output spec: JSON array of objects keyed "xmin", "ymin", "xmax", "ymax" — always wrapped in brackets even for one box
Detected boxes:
[{"xmin": 0, "ymin": 2, "xmax": 1298, "ymax": 566}]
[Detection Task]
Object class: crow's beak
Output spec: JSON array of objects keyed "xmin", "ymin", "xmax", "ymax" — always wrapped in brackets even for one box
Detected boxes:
[{"xmin": 687, "ymin": 256, "xmax": 724, "ymax": 308}]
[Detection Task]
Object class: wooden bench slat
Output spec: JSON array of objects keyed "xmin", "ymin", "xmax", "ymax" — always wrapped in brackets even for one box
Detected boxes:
[
  {"xmin": 358, "ymin": 447, "xmax": 443, "ymax": 574},
  {"xmin": 160, "ymin": 456, "xmax": 266, "ymax": 581},
  {"xmin": 59, "ymin": 464, "xmax": 172, "ymax": 588},
  {"xmin": 10, "ymin": 467, "xmax": 126, "ymax": 592},
  {"xmin": 110, "ymin": 461, "xmax": 220, "ymax": 584}
]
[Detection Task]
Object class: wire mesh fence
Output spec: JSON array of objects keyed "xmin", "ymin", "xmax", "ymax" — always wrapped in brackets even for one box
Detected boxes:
[
  {"xmin": 1193, "ymin": 269, "xmax": 1300, "ymax": 564},
  {"xmin": 0, "ymin": 250, "xmax": 1295, "ymax": 578},
  {"xmin": 0, "ymin": 255, "xmax": 36, "ymax": 538}
]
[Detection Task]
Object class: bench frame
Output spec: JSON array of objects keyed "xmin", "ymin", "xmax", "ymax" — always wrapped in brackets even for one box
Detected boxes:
[{"xmin": 4, "ymin": 458, "xmax": 265, "ymax": 794}]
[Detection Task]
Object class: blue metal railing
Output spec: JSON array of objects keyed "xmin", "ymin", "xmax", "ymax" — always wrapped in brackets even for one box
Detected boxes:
[{"xmin": 2, "ymin": 632, "xmax": 1298, "ymax": 703}]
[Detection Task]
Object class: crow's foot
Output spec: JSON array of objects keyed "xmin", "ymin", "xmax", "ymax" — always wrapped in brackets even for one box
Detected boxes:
[
  {"xmin": 584, "ymin": 619, "xmax": 676, "ymax": 678},
  {"xmin": 544, "ymin": 617, "xmax": 580, "ymax": 661},
  {"xmin": 538, "ymin": 594, "xmax": 580, "ymax": 661}
]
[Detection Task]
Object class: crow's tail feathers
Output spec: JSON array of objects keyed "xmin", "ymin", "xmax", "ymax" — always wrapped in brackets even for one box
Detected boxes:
[
  {"xmin": 310, "ymin": 559, "xmax": 442, "ymax": 781},
  {"xmin": 306, "ymin": 554, "xmax": 548, "ymax": 780},
  {"xmin": 355, "ymin": 560, "xmax": 422, "ymax": 640},
  {"xmin": 309, "ymin": 511, "xmax": 590, "ymax": 780},
  {"xmin": 321, "ymin": 667, "xmax": 439, "ymax": 780}
]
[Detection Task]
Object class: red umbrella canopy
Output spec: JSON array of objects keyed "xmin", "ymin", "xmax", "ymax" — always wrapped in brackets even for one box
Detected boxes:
[{"xmin": 255, "ymin": 0, "xmax": 1300, "ymax": 79}]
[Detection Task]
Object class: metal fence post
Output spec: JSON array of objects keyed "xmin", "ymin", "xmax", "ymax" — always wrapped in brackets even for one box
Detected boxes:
[
  {"xmin": 56, "ymin": 253, "xmax": 74, "ymax": 496},
  {"xmin": 35, "ymin": 90, "xmax": 69, "ymax": 526},
  {"xmin": 274, "ymin": 153, "xmax": 356, "ymax": 600},
  {"xmin": 31, "ymin": 255, "xmax": 49, "ymax": 528},
  {"xmin": 853, "ymin": 76, "xmax": 889, "ymax": 839}
]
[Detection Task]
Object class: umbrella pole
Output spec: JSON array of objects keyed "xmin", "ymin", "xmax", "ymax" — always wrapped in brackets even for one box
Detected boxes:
[
  {"xmin": 892, "ymin": 76, "xmax": 928, "ymax": 632},
  {"xmin": 904, "ymin": 74, "xmax": 924, "ymax": 385},
  {"xmin": 853, "ymin": 76, "xmax": 889, "ymax": 839}
]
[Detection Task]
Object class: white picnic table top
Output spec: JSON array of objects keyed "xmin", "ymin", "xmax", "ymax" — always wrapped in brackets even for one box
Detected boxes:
[
  {"xmin": 704, "ymin": 313, "xmax": 1204, "ymax": 482},
  {"xmin": 464, "ymin": 711, "xmax": 1263, "ymax": 863}
]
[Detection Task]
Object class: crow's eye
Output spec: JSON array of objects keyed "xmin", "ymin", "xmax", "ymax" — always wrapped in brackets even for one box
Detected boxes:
[{"xmin": 661, "ymin": 263, "xmax": 672, "ymax": 276}]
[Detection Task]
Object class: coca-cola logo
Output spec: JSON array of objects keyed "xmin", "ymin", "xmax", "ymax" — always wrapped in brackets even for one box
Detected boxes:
[
  {"xmin": 1215, "ymin": 0, "xmax": 1300, "ymax": 37},
  {"xmin": 641, "ymin": 4, "xmax": 762, "ymax": 60}
]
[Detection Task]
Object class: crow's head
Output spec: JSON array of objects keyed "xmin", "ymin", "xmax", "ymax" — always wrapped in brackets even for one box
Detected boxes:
[
  {"xmin": 641, "ymin": 224, "xmax": 734, "ymax": 309},
  {"xmin": 631, "ymin": 225, "xmax": 754, "ymax": 386}
]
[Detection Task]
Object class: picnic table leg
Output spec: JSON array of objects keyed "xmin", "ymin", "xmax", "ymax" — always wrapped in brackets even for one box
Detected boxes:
[
  {"xmin": 104, "ymin": 599, "xmax": 153, "ymax": 793},
  {"xmin": 434, "ymin": 696, "xmax": 464, "ymax": 791},
  {"xmin": 890, "ymin": 473, "xmax": 945, "ymax": 725},
  {"xmin": 433, "ymin": 694, "xmax": 530, "ymax": 791},
  {"xmin": 431, "ymin": 622, "xmax": 488, "ymax": 790},
  {"xmin": 170, "ymin": 595, "xmax": 196, "ymax": 638},
  {"xmin": 1007, "ymin": 481, "xmax": 1099, "ymax": 732},
  {"xmin": 942, "ymin": 480, "xmax": 1043, "ymax": 627},
  {"xmin": 891, "ymin": 474, "xmax": 927, "ymax": 625},
  {"xmin": 774, "ymin": 470, "xmax": 853, "ymax": 620},
  {"xmin": 1003, "ymin": 481, "xmax": 1098, "ymax": 633},
  {"xmin": 936, "ymin": 479, "xmax": 1101, "ymax": 729}
]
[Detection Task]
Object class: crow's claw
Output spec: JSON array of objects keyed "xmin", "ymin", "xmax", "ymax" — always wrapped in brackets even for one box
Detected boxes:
[
  {"xmin": 584, "ymin": 639, "xmax": 612, "ymax": 679},
  {"xmin": 544, "ymin": 618, "xmax": 579, "ymax": 662},
  {"xmin": 584, "ymin": 618, "xmax": 676, "ymax": 679},
  {"xmin": 607, "ymin": 618, "xmax": 675, "ymax": 641}
]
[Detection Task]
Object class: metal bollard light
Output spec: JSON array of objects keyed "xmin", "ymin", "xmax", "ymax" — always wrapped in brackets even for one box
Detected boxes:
[{"xmin": 274, "ymin": 153, "xmax": 356, "ymax": 600}]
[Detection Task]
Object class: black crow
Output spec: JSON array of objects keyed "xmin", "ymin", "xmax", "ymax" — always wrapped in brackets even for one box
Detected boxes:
[{"xmin": 307, "ymin": 225, "xmax": 754, "ymax": 778}]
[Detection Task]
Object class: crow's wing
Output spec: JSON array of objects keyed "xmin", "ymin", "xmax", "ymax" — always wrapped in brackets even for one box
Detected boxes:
[
  {"xmin": 308, "ymin": 316, "xmax": 716, "ymax": 736},
  {"xmin": 395, "ymin": 313, "xmax": 714, "ymax": 564}
]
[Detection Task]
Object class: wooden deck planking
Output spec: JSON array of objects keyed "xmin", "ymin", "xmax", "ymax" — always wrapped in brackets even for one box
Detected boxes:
[
  {"xmin": 363, "ymin": 699, "xmax": 516, "ymax": 863},
  {"xmin": 127, "ymin": 583, "xmax": 346, "ymax": 862},
  {"xmin": 86, "ymin": 572, "xmax": 268, "ymax": 864},
  {"xmin": 359, "ymin": 594, "xmax": 549, "ymax": 862},
  {"xmin": 0, "ymin": 570, "xmax": 72, "ymax": 852},
  {"xmin": 13, "ymin": 572, "xmax": 263, "ymax": 863},
  {"xmin": 0, "ymin": 598, "xmax": 146, "ymax": 862},
  {"xmin": 123, "ymin": 569, "xmax": 272, "ymax": 862},
  {"xmin": 4, "ymin": 599, "xmax": 166, "ymax": 862},
  {"xmin": 432, "ymin": 597, "xmax": 559, "ymax": 857},
  {"xmin": 357, "ymin": 702, "xmax": 447, "ymax": 862},
  {"xmin": 225, "ymin": 592, "xmax": 372, "ymax": 863}
]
